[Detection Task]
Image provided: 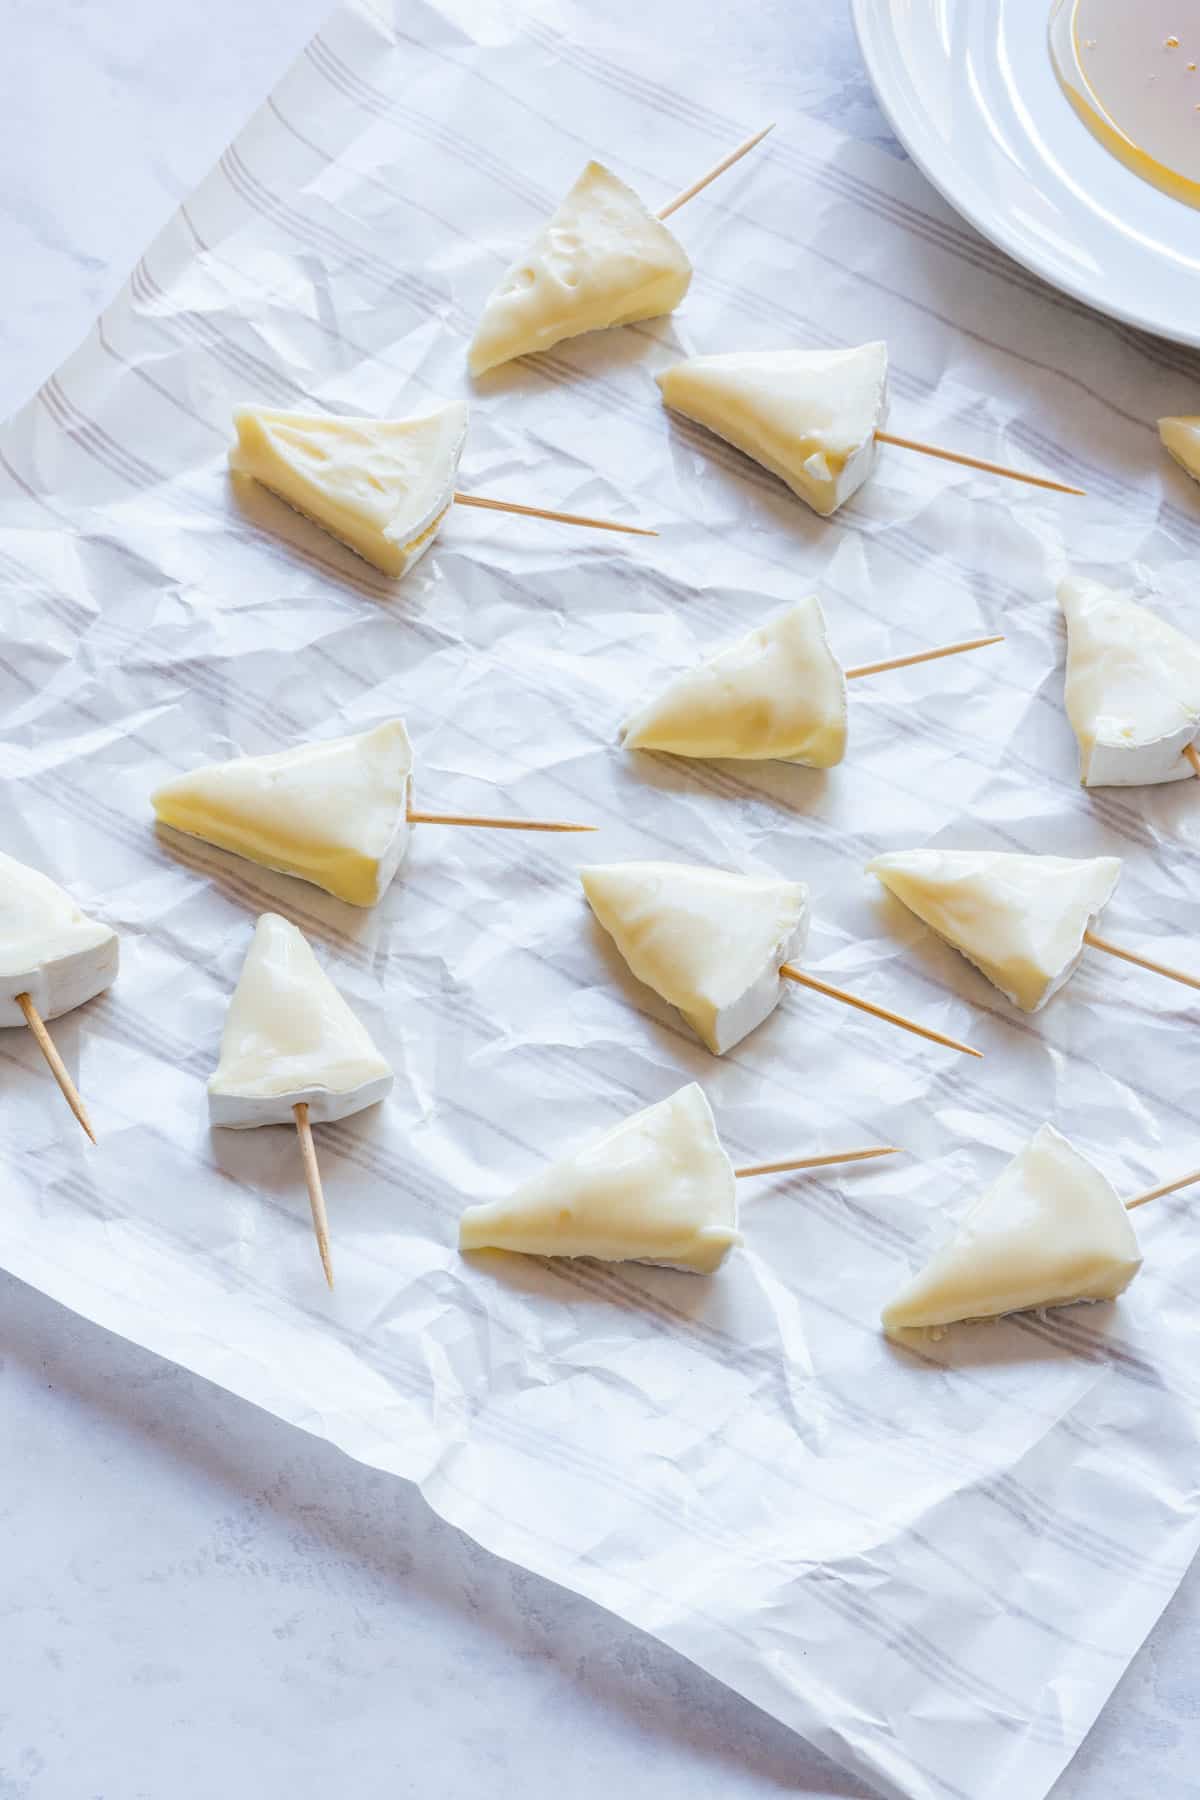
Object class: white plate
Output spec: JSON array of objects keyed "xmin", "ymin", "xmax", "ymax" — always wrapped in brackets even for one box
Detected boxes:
[{"xmin": 851, "ymin": 0, "xmax": 1200, "ymax": 348}]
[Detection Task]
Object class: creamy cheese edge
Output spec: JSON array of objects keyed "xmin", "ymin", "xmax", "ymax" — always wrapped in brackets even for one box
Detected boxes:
[
  {"xmin": 882, "ymin": 1122, "xmax": 1142, "ymax": 1330},
  {"xmin": 0, "ymin": 850, "xmax": 119, "ymax": 1026},
  {"xmin": 209, "ymin": 913, "xmax": 393, "ymax": 1128},
  {"xmin": 459, "ymin": 1082, "xmax": 740, "ymax": 1272},
  {"xmin": 152, "ymin": 721, "xmax": 414, "ymax": 908}
]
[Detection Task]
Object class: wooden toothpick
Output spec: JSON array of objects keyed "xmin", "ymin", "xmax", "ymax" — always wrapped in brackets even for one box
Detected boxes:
[
  {"xmin": 1125, "ymin": 1165, "xmax": 1200, "ymax": 1210},
  {"xmin": 407, "ymin": 806, "xmax": 594, "ymax": 832},
  {"xmin": 656, "ymin": 124, "xmax": 775, "ymax": 221},
  {"xmin": 844, "ymin": 635, "xmax": 1004, "ymax": 682},
  {"xmin": 874, "ymin": 430, "xmax": 1085, "ymax": 497},
  {"xmin": 14, "ymin": 992, "xmax": 96, "ymax": 1143},
  {"xmin": 734, "ymin": 1145, "xmax": 898, "ymax": 1179},
  {"xmin": 1083, "ymin": 930, "xmax": 1200, "ymax": 994},
  {"xmin": 1183, "ymin": 743, "xmax": 1200, "ymax": 776},
  {"xmin": 779, "ymin": 962, "xmax": 981, "ymax": 1057},
  {"xmin": 454, "ymin": 492, "xmax": 656, "ymax": 537},
  {"xmin": 293, "ymin": 1101, "xmax": 334, "ymax": 1289}
]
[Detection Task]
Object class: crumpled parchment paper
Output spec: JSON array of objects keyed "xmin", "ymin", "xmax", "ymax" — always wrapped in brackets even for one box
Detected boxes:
[{"xmin": 3, "ymin": 3, "xmax": 1200, "ymax": 1796}]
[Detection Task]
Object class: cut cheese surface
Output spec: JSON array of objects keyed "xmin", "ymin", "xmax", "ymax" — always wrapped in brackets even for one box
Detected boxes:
[
  {"xmin": 153, "ymin": 720, "xmax": 414, "ymax": 908},
  {"xmin": 469, "ymin": 161, "xmax": 691, "ymax": 376},
  {"xmin": 1159, "ymin": 415, "xmax": 1200, "ymax": 483},
  {"xmin": 209, "ymin": 912, "xmax": 392, "ymax": 1128},
  {"xmin": 0, "ymin": 850, "xmax": 119, "ymax": 1027},
  {"xmin": 882, "ymin": 1123, "xmax": 1142, "ymax": 1331},
  {"xmin": 1059, "ymin": 575, "xmax": 1200, "ymax": 786},
  {"xmin": 656, "ymin": 341, "xmax": 888, "ymax": 516},
  {"xmin": 621, "ymin": 595, "xmax": 849, "ymax": 766},
  {"xmin": 230, "ymin": 401, "xmax": 467, "ymax": 576},
  {"xmin": 582, "ymin": 860, "xmax": 809, "ymax": 1054},
  {"xmin": 459, "ymin": 1082, "xmax": 739, "ymax": 1272},
  {"xmin": 869, "ymin": 848, "xmax": 1121, "ymax": 1012}
]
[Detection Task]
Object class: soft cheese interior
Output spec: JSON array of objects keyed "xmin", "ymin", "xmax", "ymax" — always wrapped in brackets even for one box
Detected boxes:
[
  {"xmin": 469, "ymin": 161, "xmax": 692, "ymax": 376},
  {"xmin": 152, "ymin": 720, "xmax": 414, "ymax": 908},
  {"xmin": 656, "ymin": 341, "xmax": 888, "ymax": 516},
  {"xmin": 882, "ymin": 1123, "xmax": 1142, "ymax": 1331},
  {"xmin": 581, "ymin": 860, "xmax": 810, "ymax": 1053},
  {"xmin": 0, "ymin": 850, "xmax": 119, "ymax": 1027},
  {"xmin": 230, "ymin": 401, "xmax": 468, "ymax": 576},
  {"xmin": 459, "ymin": 1082, "xmax": 740, "ymax": 1272},
  {"xmin": 208, "ymin": 912, "xmax": 393, "ymax": 1128},
  {"xmin": 869, "ymin": 848, "xmax": 1122, "ymax": 1012},
  {"xmin": 621, "ymin": 595, "xmax": 849, "ymax": 766},
  {"xmin": 1059, "ymin": 575, "xmax": 1200, "ymax": 785}
]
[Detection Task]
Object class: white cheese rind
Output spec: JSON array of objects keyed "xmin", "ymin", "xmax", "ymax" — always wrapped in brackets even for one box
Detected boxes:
[
  {"xmin": 656, "ymin": 342, "xmax": 888, "ymax": 516},
  {"xmin": 1058, "ymin": 575, "xmax": 1200, "ymax": 785},
  {"xmin": 209, "ymin": 912, "xmax": 393, "ymax": 1129},
  {"xmin": 581, "ymin": 860, "xmax": 810, "ymax": 1054},
  {"xmin": 1159, "ymin": 415, "xmax": 1200, "ymax": 484},
  {"xmin": 882, "ymin": 1123, "xmax": 1142, "ymax": 1331},
  {"xmin": 869, "ymin": 848, "xmax": 1121, "ymax": 1013},
  {"xmin": 459, "ymin": 1082, "xmax": 740, "ymax": 1273},
  {"xmin": 230, "ymin": 401, "xmax": 467, "ymax": 576},
  {"xmin": 469, "ymin": 161, "xmax": 692, "ymax": 376},
  {"xmin": 152, "ymin": 720, "xmax": 414, "ymax": 908},
  {"xmin": 0, "ymin": 851, "xmax": 119, "ymax": 1027},
  {"xmin": 621, "ymin": 595, "xmax": 849, "ymax": 767}
]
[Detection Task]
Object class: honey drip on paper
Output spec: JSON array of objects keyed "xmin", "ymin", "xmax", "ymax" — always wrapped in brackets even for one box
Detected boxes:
[{"xmin": 1049, "ymin": 0, "xmax": 1200, "ymax": 208}]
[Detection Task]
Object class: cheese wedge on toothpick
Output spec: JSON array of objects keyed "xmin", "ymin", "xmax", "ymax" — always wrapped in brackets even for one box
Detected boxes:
[
  {"xmin": 656, "ymin": 342, "xmax": 888, "ymax": 516},
  {"xmin": 621, "ymin": 596, "xmax": 849, "ymax": 767},
  {"xmin": 469, "ymin": 162, "xmax": 692, "ymax": 377},
  {"xmin": 1158, "ymin": 416, "xmax": 1200, "ymax": 484},
  {"xmin": 581, "ymin": 861, "xmax": 809, "ymax": 1054},
  {"xmin": 1059, "ymin": 575, "xmax": 1200, "ymax": 786},
  {"xmin": 869, "ymin": 849, "xmax": 1121, "ymax": 1012},
  {"xmin": 209, "ymin": 913, "xmax": 392, "ymax": 1130},
  {"xmin": 230, "ymin": 401, "xmax": 468, "ymax": 576},
  {"xmin": 460, "ymin": 1082, "xmax": 740, "ymax": 1272},
  {"xmin": 882, "ymin": 1124, "xmax": 1142, "ymax": 1331},
  {"xmin": 1, "ymin": 851, "xmax": 118, "ymax": 1141},
  {"xmin": 153, "ymin": 721, "xmax": 414, "ymax": 908},
  {"xmin": 1, "ymin": 851, "xmax": 119, "ymax": 1028}
]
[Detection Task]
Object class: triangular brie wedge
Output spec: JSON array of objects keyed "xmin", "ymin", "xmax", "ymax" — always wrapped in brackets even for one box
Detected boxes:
[
  {"xmin": 1, "ymin": 851, "xmax": 119, "ymax": 1027},
  {"xmin": 153, "ymin": 721, "xmax": 414, "ymax": 908},
  {"xmin": 582, "ymin": 860, "xmax": 809, "ymax": 1054},
  {"xmin": 209, "ymin": 913, "xmax": 393, "ymax": 1128},
  {"xmin": 1059, "ymin": 576, "xmax": 1200, "ymax": 785},
  {"xmin": 469, "ymin": 161, "xmax": 692, "ymax": 377},
  {"xmin": 882, "ymin": 1123, "xmax": 1142, "ymax": 1331},
  {"xmin": 621, "ymin": 595, "xmax": 849, "ymax": 766},
  {"xmin": 656, "ymin": 341, "xmax": 888, "ymax": 516},
  {"xmin": 869, "ymin": 848, "xmax": 1121, "ymax": 1012},
  {"xmin": 1159, "ymin": 415, "xmax": 1200, "ymax": 484},
  {"xmin": 459, "ymin": 1082, "xmax": 739, "ymax": 1272},
  {"xmin": 230, "ymin": 400, "xmax": 468, "ymax": 576}
]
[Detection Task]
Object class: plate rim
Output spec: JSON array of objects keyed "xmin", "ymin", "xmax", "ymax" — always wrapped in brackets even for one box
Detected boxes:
[{"xmin": 849, "ymin": 0, "xmax": 1200, "ymax": 352}]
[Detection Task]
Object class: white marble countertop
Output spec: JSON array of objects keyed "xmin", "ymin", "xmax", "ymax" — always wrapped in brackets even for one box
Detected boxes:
[{"xmin": 1, "ymin": 3, "xmax": 1196, "ymax": 1794}]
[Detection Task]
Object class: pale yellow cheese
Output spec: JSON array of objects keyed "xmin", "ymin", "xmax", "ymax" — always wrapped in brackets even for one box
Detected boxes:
[
  {"xmin": 0, "ymin": 851, "xmax": 118, "ymax": 1027},
  {"xmin": 656, "ymin": 342, "xmax": 888, "ymax": 516},
  {"xmin": 869, "ymin": 848, "xmax": 1121, "ymax": 1012},
  {"xmin": 1159, "ymin": 415, "xmax": 1200, "ymax": 483},
  {"xmin": 883, "ymin": 1123, "xmax": 1142, "ymax": 1331},
  {"xmin": 459, "ymin": 1082, "xmax": 739, "ymax": 1273},
  {"xmin": 1059, "ymin": 575, "xmax": 1200, "ymax": 785},
  {"xmin": 581, "ymin": 860, "xmax": 809, "ymax": 1054},
  {"xmin": 469, "ymin": 161, "xmax": 691, "ymax": 376},
  {"xmin": 209, "ymin": 912, "xmax": 392, "ymax": 1127},
  {"xmin": 621, "ymin": 596, "xmax": 849, "ymax": 767},
  {"xmin": 230, "ymin": 401, "xmax": 467, "ymax": 576},
  {"xmin": 152, "ymin": 721, "xmax": 414, "ymax": 908}
]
